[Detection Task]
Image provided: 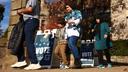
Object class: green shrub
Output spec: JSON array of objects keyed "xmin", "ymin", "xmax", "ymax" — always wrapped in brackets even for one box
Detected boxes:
[{"xmin": 111, "ymin": 40, "xmax": 128, "ymax": 56}]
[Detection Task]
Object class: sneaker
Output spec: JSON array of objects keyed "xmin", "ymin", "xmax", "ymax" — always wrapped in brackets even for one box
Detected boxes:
[
  {"xmin": 60, "ymin": 64, "xmax": 69, "ymax": 69},
  {"xmin": 24, "ymin": 63, "xmax": 41, "ymax": 70},
  {"xmin": 107, "ymin": 64, "xmax": 112, "ymax": 68},
  {"xmin": 64, "ymin": 65, "xmax": 69, "ymax": 69},
  {"xmin": 11, "ymin": 61, "xmax": 27, "ymax": 68},
  {"xmin": 97, "ymin": 64, "xmax": 105, "ymax": 69},
  {"xmin": 74, "ymin": 59, "xmax": 81, "ymax": 69},
  {"xmin": 59, "ymin": 62, "xmax": 63, "ymax": 68}
]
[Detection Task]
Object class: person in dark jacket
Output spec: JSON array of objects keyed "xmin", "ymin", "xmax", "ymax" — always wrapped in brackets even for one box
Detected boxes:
[
  {"xmin": 11, "ymin": 0, "xmax": 41, "ymax": 70},
  {"xmin": 93, "ymin": 17, "xmax": 112, "ymax": 68}
]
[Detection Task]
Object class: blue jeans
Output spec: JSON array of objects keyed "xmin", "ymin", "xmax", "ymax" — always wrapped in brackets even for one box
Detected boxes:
[
  {"xmin": 67, "ymin": 36, "xmax": 80, "ymax": 59},
  {"xmin": 17, "ymin": 18, "xmax": 39, "ymax": 64}
]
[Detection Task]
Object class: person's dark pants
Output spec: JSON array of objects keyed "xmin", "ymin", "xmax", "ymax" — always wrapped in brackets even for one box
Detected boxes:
[
  {"xmin": 67, "ymin": 36, "xmax": 80, "ymax": 59},
  {"xmin": 17, "ymin": 18, "xmax": 39, "ymax": 64},
  {"xmin": 67, "ymin": 36, "xmax": 81, "ymax": 67},
  {"xmin": 96, "ymin": 48, "xmax": 111, "ymax": 65}
]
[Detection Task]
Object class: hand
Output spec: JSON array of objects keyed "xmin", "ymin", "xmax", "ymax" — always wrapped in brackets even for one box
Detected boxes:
[
  {"xmin": 67, "ymin": 18, "xmax": 76, "ymax": 25},
  {"xmin": 104, "ymin": 34, "xmax": 108, "ymax": 38},
  {"xmin": 91, "ymin": 29, "xmax": 94, "ymax": 32},
  {"xmin": 67, "ymin": 19, "xmax": 74, "ymax": 23},
  {"xmin": 57, "ymin": 23, "xmax": 63, "ymax": 28},
  {"xmin": 68, "ymin": 22, "xmax": 75, "ymax": 25},
  {"xmin": 43, "ymin": 34, "xmax": 49, "ymax": 38},
  {"xmin": 17, "ymin": 9, "xmax": 23, "ymax": 15}
]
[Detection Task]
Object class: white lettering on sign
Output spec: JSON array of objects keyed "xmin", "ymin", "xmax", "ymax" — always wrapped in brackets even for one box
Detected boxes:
[
  {"xmin": 82, "ymin": 52, "xmax": 92, "ymax": 57},
  {"xmin": 36, "ymin": 47, "xmax": 50, "ymax": 54}
]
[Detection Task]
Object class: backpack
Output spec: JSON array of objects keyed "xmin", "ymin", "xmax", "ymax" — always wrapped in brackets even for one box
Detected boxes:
[{"xmin": 8, "ymin": 16, "xmax": 24, "ymax": 55}]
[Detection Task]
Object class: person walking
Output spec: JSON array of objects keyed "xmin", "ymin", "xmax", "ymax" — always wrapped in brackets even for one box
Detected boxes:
[{"xmin": 11, "ymin": 0, "xmax": 41, "ymax": 70}]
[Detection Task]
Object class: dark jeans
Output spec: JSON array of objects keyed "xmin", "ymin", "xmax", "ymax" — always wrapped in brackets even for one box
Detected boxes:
[
  {"xmin": 17, "ymin": 18, "xmax": 39, "ymax": 64},
  {"xmin": 67, "ymin": 36, "xmax": 80, "ymax": 59},
  {"xmin": 67, "ymin": 36, "xmax": 81, "ymax": 67},
  {"xmin": 96, "ymin": 49, "xmax": 111, "ymax": 65}
]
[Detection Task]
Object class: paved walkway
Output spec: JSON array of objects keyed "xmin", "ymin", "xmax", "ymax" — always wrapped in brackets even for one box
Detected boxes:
[{"xmin": 0, "ymin": 65, "xmax": 128, "ymax": 72}]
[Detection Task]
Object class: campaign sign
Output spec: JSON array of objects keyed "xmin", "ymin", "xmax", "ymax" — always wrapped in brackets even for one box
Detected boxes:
[
  {"xmin": 34, "ymin": 30, "xmax": 53, "ymax": 68},
  {"xmin": 80, "ymin": 40, "xmax": 94, "ymax": 67}
]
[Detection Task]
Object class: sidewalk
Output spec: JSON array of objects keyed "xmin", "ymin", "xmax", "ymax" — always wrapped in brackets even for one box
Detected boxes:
[{"xmin": 0, "ymin": 65, "xmax": 128, "ymax": 72}]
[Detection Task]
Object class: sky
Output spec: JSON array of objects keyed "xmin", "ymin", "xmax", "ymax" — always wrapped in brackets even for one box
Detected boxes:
[{"xmin": 0, "ymin": 0, "xmax": 11, "ymax": 34}]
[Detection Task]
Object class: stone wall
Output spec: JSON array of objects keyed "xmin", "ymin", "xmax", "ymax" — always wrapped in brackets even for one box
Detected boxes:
[{"xmin": 111, "ymin": 0, "xmax": 128, "ymax": 40}]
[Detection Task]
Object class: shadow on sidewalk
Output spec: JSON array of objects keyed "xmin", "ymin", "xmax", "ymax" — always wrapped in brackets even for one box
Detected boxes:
[{"xmin": 112, "ymin": 62, "xmax": 128, "ymax": 66}]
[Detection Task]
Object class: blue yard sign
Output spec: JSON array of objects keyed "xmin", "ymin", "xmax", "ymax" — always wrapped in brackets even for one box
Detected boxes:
[
  {"xmin": 34, "ymin": 30, "xmax": 54, "ymax": 68},
  {"xmin": 80, "ymin": 40, "xmax": 95, "ymax": 67}
]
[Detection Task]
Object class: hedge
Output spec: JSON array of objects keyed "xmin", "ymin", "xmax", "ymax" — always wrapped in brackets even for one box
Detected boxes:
[{"xmin": 111, "ymin": 40, "xmax": 128, "ymax": 56}]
